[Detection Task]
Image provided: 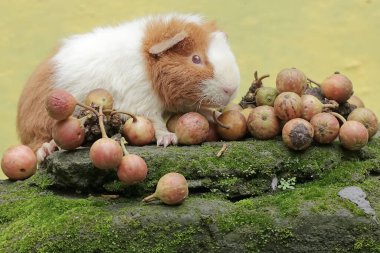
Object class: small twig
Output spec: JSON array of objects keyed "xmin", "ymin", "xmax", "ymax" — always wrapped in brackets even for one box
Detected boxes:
[
  {"xmin": 76, "ymin": 102, "xmax": 100, "ymax": 117},
  {"xmin": 216, "ymin": 143, "xmax": 228, "ymax": 157},
  {"xmin": 110, "ymin": 110, "xmax": 138, "ymax": 122},
  {"xmin": 307, "ymin": 77, "xmax": 321, "ymax": 87}
]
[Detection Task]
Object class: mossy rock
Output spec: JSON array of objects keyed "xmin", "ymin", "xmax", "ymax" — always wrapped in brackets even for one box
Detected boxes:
[
  {"xmin": 1, "ymin": 138, "xmax": 380, "ymax": 252},
  {"xmin": 38, "ymin": 137, "xmax": 380, "ymax": 199}
]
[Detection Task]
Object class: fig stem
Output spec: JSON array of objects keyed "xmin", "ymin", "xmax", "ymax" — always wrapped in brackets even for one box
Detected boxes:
[
  {"xmin": 257, "ymin": 74, "xmax": 270, "ymax": 84},
  {"xmin": 329, "ymin": 112, "xmax": 347, "ymax": 124},
  {"xmin": 212, "ymin": 110, "xmax": 230, "ymax": 129},
  {"xmin": 76, "ymin": 102, "xmax": 100, "ymax": 117},
  {"xmin": 307, "ymin": 77, "xmax": 321, "ymax": 87},
  {"xmin": 111, "ymin": 111, "xmax": 138, "ymax": 122},
  {"xmin": 78, "ymin": 114, "xmax": 92, "ymax": 127},
  {"xmin": 142, "ymin": 193, "xmax": 158, "ymax": 203},
  {"xmin": 216, "ymin": 143, "xmax": 228, "ymax": 157},
  {"xmin": 98, "ymin": 105, "xmax": 108, "ymax": 138},
  {"xmin": 120, "ymin": 137, "xmax": 129, "ymax": 155}
]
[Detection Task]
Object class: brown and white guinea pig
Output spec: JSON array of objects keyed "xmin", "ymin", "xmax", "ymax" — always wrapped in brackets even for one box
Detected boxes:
[{"xmin": 16, "ymin": 14, "xmax": 240, "ymax": 161}]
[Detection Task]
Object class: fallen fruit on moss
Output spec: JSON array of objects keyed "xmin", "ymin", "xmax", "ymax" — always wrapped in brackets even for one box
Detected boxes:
[
  {"xmin": 339, "ymin": 121, "xmax": 368, "ymax": 150},
  {"xmin": 1, "ymin": 145, "xmax": 37, "ymax": 180},
  {"xmin": 90, "ymin": 138, "xmax": 123, "ymax": 170},
  {"xmin": 256, "ymin": 87, "xmax": 279, "ymax": 106},
  {"xmin": 143, "ymin": 172, "xmax": 189, "ymax": 205},
  {"xmin": 247, "ymin": 106, "xmax": 280, "ymax": 140},
  {"xmin": 301, "ymin": 94, "xmax": 338, "ymax": 121},
  {"xmin": 347, "ymin": 95, "xmax": 365, "ymax": 108},
  {"xmin": 276, "ymin": 68, "xmax": 307, "ymax": 95},
  {"xmin": 310, "ymin": 113, "xmax": 340, "ymax": 144},
  {"xmin": 347, "ymin": 108, "xmax": 378, "ymax": 139},
  {"xmin": 175, "ymin": 112, "xmax": 209, "ymax": 145},
  {"xmin": 321, "ymin": 73, "xmax": 353, "ymax": 103},
  {"xmin": 214, "ymin": 110, "xmax": 247, "ymax": 141},
  {"xmin": 52, "ymin": 117, "xmax": 85, "ymax": 150},
  {"xmin": 166, "ymin": 113, "xmax": 183, "ymax": 133},
  {"xmin": 282, "ymin": 118, "xmax": 314, "ymax": 150},
  {"xmin": 122, "ymin": 115, "xmax": 155, "ymax": 146},
  {"xmin": 274, "ymin": 92, "xmax": 302, "ymax": 122}
]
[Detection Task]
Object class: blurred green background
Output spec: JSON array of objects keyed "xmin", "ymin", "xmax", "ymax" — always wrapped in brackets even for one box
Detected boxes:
[{"xmin": 1, "ymin": 0, "xmax": 380, "ymax": 179}]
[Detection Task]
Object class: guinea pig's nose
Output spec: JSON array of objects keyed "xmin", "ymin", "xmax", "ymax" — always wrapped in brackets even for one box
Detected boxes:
[{"xmin": 223, "ymin": 87, "xmax": 237, "ymax": 96}]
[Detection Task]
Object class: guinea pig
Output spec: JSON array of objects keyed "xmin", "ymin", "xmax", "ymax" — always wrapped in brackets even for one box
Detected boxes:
[{"xmin": 16, "ymin": 13, "xmax": 240, "ymax": 161}]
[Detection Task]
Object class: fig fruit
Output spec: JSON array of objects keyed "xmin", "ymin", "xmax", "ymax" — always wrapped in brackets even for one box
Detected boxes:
[
  {"xmin": 45, "ymin": 89, "xmax": 77, "ymax": 120},
  {"xmin": 214, "ymin": 110, "xmax": 247, "ymax": 141},
  {"xmin": 122, "ymin": 116, "xmax": 155, "ymax": 146},
  {"xmin": 166, "ymin": 113, "xmax": 183, "ymax": 133},
  {"xmin": 339, "ymin": 121, "xmax": 368, "ymax": 150},
  {"xmin": 301, "ymin": 94, "xmax": 337, "ymax": 121},
  {"xmin": 117, "ymin": 154, "xmax": 148, "ymax": 185},
  {"xmin": 276, "ymin": 68, "xmax": 307, "ymax": 95},
  {"xmin": 143, "ymin": 172, "xmax": 189, "ymax": 205},
  {"xmin": 310, "ymin": 113, "xmax": 340, "ymax": 144},
  {"xmin": 247, "ymin": 106, "xmax": 280, "ymax": 139},
  {"xmin": 282, "ymin": 118, "xmax": 314, "ymax": 150},
  {"xmin": 321, "ymin": 73, "xmax": 353, "ymax": 103},
  {"xmin": 274, "ymin": 92, "xmax": 302, "ymax": 121},
  {"xmin": 52, "ymin": 117, "xmax": 85, "ymax": 150},
  {"xmin": 175, "ymin": 112, "xmax": 209, "ymax": 145},
  {"xmin": 240, "ymin": 107, "xmax": 255, "ymax": 121},
  {"xmin": 205, "ymin": 122, "xmax": 221, "ymax": 142},
  {"xmin": 256, "ymin": 87, "xmax": 279, "ymax": 106},
  {"xmin": 222, "ymin": 103, "xmax": 242, "ymax": 112},
  {"xmin": 347, "ymin": 108, "xmax": 378, "ymax": 138},
  {"xmin": 84, "ymin": 88, "xmax": 114, "ymax": 110},
  {"xmin": 347, "ymin": 95, "xmax": 365, "ymax": 108},
  {"xmin": 1, "ymin": 145, "xmax": 37, "ymax": 180},
  {"xmin": 90, "ymin": 138, "xmax": 123, "ymax": 169}
]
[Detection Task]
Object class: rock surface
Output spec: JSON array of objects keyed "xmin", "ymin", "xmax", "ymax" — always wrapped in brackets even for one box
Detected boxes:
[{"xmin": 1, "ymin": 138, "xmax": 380, "ymax": 252}]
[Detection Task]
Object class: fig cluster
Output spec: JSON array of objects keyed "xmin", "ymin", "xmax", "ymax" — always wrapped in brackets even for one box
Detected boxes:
[{"xmin": 237, "ymin": 68, "xmax": 378, "ymax": 151}]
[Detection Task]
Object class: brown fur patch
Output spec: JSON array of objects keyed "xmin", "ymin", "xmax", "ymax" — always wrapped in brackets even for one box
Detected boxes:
[
  {"xmin": 17, "ymin": 54, "xmax": 56, "ymax": 152},
  {"xmin": 143, "ymin": 18, "xmax": 217, "ymax": 112}
]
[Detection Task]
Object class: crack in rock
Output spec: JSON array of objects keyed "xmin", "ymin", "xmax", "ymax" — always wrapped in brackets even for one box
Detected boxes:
[{"xmin": 338, "ymin": 186, "xmax": 378, "ymax": 224}]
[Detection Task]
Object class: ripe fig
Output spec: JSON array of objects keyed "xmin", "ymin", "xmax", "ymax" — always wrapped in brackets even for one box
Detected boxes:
[
  {"xmin": 52, "ymin": 117, "xmax": 85, "ymax": 150},
  {"xmin": 274, "ymin": 92, "xmax": 302, "ymax": 121},
  {"xmin": 45, "ymin": 89, "xmax": 77, "ymax": 120},
  {"xmin": 166, "ymin": 113, "xmax": 183, "ymax": 133},
  {"xmin": 90, "ymin": 138, "xmax": 123, "ymax": 170},
  {"xmin": 214, "ymin": 110, "xmax": 247, "ymax": 141},
  {"xmin": 143, "ymin": 172, "xmax": 189, "ymax": 205},
  {"xmin": 347, "ymin": 95, "xmax": 365, "ymax": 108},
  {"xmin": 347, "ymin": 108, "xmax": 378, "ymax": 138},
  {"xmin": 1, "ymin": 145, "xmax": 37, "ymax": 180},
  {"xmin": 117, "ymin": 154, "xmax": 148, "ymax": 185},
  {"xmin": 321, "ymin": 73, "xmax": 353, "ymax": 103},
  {"xmin": 123, "ymin": 116, "xmax": 155, "ymax": 146},
  {"xmin": 247, "ymin": 106, "xmax": 280, "ymax": 140},
  {"xmin": 301, "ymin": 94, "xmax": 337, "ymax": 121},
  {"xmin": 339, "ymin": 121, "xmax": 368, "ymax": 150},
  {"xmin": 222, "ymin": 103, "xmax": 242, "ymax": 112},
  {"xmin": 175, "ymin": 112, "xmax": 209, "ymax": 145},
  {"xmin": 240, "ymin": 107, "xmax": 255, "ymax": 121},
  {"xmin": 84, "ymin": 88, "xmax": 114, "ymax": 110},
  {"xmin": 256, "ymin": 87, "xmax": 279, "ymax": 106},
  {"xmin": 276, "ymin": 68, "xmax": 307, "ymax": 95},
  {"xmin": 282, "ymin": 118, "xmax": 314, "ymax": 150},
  {"xmin": 205, "ymin": 122, "xmax": 221, "ymax": 142},
  {"xmin": 310, "ymin": 113, "xmax": 340, "ymax": 144}
]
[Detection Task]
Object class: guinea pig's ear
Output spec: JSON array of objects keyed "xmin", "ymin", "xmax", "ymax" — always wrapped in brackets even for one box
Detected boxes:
[{"xmin": 149, "ymin": 31, "xmax": 188, "ymax": 55}]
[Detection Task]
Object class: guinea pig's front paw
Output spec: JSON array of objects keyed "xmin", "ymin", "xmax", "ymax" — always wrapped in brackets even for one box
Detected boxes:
[
  {"xmin": 156, "ymin": 132, "xmax": 178, "ymax": 147},
  {"xmin": 36, "ymin": 140, "xmax": 58, "ymax": 163}
]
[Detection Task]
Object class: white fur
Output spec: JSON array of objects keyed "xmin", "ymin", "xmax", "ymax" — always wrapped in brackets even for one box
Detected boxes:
[
  {"xmin": 201, "ymin": 32, "xmax": 240, "ymax": 107},
  {"xmin": 51, "ymin": 14, "xmax": 239, "ymax": 146}
]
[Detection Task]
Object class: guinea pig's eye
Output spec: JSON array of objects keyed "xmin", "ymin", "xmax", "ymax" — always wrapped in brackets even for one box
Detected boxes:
[{"xmin": 192, "ymin": 55, "xmax": 202, "ymax": 64}]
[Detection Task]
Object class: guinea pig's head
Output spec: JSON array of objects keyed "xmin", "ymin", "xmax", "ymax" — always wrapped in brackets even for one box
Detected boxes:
[{"xmin": 143, "ymin": 16, "xmax": 240, "ymax": 112}]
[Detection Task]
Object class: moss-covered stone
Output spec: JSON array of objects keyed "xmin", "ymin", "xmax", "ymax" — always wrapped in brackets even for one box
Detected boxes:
[
  {"xmin": 1, "ymin": 138, "xmax": 380, "ymax": 252},
  {"xmin": 38, "ymin": 138, "xmax": 380, "ymax": 199}
]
